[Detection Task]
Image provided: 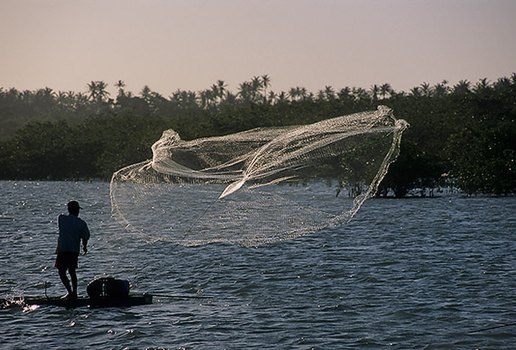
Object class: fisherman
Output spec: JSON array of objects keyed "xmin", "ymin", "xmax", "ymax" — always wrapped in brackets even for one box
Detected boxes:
[{"xmin": 55, "ymin": 201, "xmax": 90, "ymax": 300}]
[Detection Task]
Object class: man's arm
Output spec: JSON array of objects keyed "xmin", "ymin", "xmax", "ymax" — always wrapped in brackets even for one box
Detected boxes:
[{"xmin": 82, "ymin": 222, "xmax": 90, "ymax": 255}]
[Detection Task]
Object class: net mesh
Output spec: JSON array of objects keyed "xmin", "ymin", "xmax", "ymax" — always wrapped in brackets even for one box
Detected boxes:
[{"xmin": 110, "ymin": 106, "xmax": 408, "ymax": 246}]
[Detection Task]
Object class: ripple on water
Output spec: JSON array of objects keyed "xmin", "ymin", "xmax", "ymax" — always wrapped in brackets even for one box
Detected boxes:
[{"xmin": 0, "ymin": 182, "xmax": 515, "ymax": 349}]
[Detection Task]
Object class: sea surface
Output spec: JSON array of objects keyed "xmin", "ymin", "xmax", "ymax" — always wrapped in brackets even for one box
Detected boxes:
[{"xmin": 0, "ymin": 181, "xmax": 514, "ymax": 349}]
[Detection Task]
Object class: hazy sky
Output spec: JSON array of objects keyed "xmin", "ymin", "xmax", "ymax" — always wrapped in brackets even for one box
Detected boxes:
[{"xmin": 1, "ymin": 0, "xmax": 515, "ymax": 96}]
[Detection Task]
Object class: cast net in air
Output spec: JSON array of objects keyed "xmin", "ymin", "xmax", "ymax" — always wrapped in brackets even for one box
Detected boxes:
[{"xmin": 110, "ymin": 106, "xmax": 408, "ymax": 246}]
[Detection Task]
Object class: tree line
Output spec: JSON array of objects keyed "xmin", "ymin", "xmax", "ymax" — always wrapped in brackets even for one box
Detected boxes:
[{"xmin": 0, "ymin": 74, "xmax": 514, "ymax": 196}]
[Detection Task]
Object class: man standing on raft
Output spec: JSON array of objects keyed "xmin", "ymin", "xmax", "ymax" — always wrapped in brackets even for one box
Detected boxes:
[{"xmin": 55, "ymin": 201, "xmax": 90, "ymax": 300}]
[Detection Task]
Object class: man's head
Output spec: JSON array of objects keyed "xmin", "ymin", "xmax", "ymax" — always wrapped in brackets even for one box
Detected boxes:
[{"xmin": 67, "ymin": 201, "xmax": 82, "ymax": 216}]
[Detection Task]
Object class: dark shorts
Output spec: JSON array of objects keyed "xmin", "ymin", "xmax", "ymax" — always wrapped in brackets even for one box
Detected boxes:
[{"xmin": 55, "ymin": 252, "xmax": 79, "ymax": 270}]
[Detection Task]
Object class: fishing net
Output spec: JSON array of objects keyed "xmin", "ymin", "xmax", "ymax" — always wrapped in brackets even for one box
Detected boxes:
[{"xmin": 110, "ymin": 106, "xmax": 408, "ymax": 246}]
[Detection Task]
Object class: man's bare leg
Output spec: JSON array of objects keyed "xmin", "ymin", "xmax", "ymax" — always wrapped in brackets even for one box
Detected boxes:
[
  {"xmin": 69, "ymin": 268, "xmax": 78, "ymax": 299},
  {"xmin": 58, "ymin": 268, "xmax": 73, "ymax": 297}
]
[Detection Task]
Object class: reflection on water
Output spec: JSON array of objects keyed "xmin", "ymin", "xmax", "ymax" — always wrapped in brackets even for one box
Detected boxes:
[{"xmin": 0, "ymin": 181, "xmax": 515, "ymax": 349}]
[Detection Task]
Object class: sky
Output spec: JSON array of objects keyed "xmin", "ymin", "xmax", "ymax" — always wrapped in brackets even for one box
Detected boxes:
[{"xmin": 1, "ymin": 0, "xmax": 515, "ymax": 96}]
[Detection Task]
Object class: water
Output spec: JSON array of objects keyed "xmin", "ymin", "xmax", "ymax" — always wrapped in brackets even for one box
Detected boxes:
[{"xmin": 0, "ymin": 181, "xmax": 514, "ymax": 349}]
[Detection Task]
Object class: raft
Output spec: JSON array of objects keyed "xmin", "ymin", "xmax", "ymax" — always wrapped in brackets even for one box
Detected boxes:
[{"xmin": 1, "ymin": 293, "xmax": 153, "ymax": 309}]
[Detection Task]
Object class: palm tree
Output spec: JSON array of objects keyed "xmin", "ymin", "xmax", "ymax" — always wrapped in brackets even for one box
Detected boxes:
[
  {"xmin": 289, "ymin": 86, "xmax": 308, "ymax": 101},
  {"xmin": 277, "ymin": 91, "xmax": 287, "ymax": 103},
  {"xmin": 170, "ymin": 90, "xmax": 198, "ymax": 109},
  {"xmin": 452, "ymin": 80, "xmax": 471, "ymax": 95},
  {"xmin": 324, "ymin": 86, "xmax": 335, "ymax": 101},
  {"xmin": 33, "ymin": 87, "xmax": 56, "ymax": 113},
  {"xmin": 288, "ymin": 87, "xmax": 299, "ymax": 101},
  {"xmin": 473, "ymin": 78, "xmax": 490, "ymax": 95},
  {"xmin": 210, "ymin": 80, "xmax": 227, "ymax": 104},
  {"xmin": 337, "ymin": 87, "xmax": 352, "ymax": 101},
  {"xmin": 40, "ymin": 87, "xmax": 56, "ymax": 97},
  {"xmin": 352, "ymin": 87, "xmax": 369, "ymax": 101},
  {"xmin": 510, "ymin": 73, "xmax": 516, "ymax": 85},
  {"xmin": 115, "ymin": 80, "xmax": 126, "ymax": 97},
  {"xmin": 493, "ymin": 77, "xmax": 511, "ymax": 95},
  {"xmin": 316, "ymin": 89, "xmax": 325, "ymax": 101},
  {"xmin": 267, "ymin": 91, "xmax": 277, "ymax": 104},
  {"xmin": 251, "ymin": 76, "xmax": 262, "ymax": 90},
  {"xmin": 224, "ymin": 91, "xmax": 237, "ymax": 105},
  {"xmin": 300, "ymin": 87, "xmax": 309, "ymax": 100},
  {"xmin": 420, "ymin": 82, "xmax": 432, "ymax": 96},
  {"xmin": 261, "ymin": 74, "xmax": 271, "ymax": 102},
  {"xmin": 433, "ymin": 80, "xmax": 449, "ymax": 97},
  {"xmin": 238, "ymin": 81, "xmax": 253, "ymax": 103},
  {"xmin": 250, "ymin": 76, "xmax": 265, "ymax": 103},
  {"xmin": 200, "ymin": 89, "xmax": 216, "ymax": 109},
  {"xmin": 217, "ymin": 80, "xmax": 227, "ymax": 99},
  {"xmin": 56, "ymin": 91, "xmax": 74, "ymax": 112},
  {"xmin": 379, "ymin": 83, "xmax": 392, "ymax": 99},
  {"xmin": 74, "ymin": 92, "xmax": 89, "ymax": 109},
  {"xmin": 140, "ymin": 85, "xmax": 152, "ymax": 103},
  {"xmin": 87, "ymin": 81, "xmax": 109, "ymax": 102},
  {"xmin": 410, "ymin": 86, "xmax": 422, "ymax": 97},
  {"xmin": 369, "ymin": 84, "xmax": 379, "ymax": 101}
]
